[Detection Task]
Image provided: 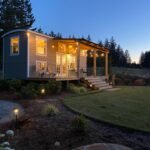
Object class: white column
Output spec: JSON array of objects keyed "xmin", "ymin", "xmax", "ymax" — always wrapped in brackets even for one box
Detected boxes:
[
  {"xmin": 105, "ymin": 52, "xmax": 109, "ymax": 78},
  {"xmin": 93, "ymin": 50, "xmax": 97, "ymax": 77},
  {"xmin": 76, "ymin": 42, "xmax": 80, "ymax": 78}
]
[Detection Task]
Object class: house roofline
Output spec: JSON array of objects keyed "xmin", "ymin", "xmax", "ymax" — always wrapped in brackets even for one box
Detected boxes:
[
  {"xmin": 54, "ymin": 38, "xmax": 109, "ymax": 52},
  {"xmin": 1, "ymin": 29, "xmax": 53, "ymax": 39}
]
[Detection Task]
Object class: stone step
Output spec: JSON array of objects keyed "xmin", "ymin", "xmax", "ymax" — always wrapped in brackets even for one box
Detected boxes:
[
  {"xmin": 92, "ymin": 82, "xmax": 109, "ymax": 87},
  {"xmin": 90, "ymin": 81, "xmax": 107, "ymax": 85},
  {"xmin": 85, "ymin": 76, "xmax": 106, "ymax": 80},
  {"xmin": 99, "ymin": 85, "xmax": 113, "ymax": 90},
  {"xmin": 86, "ymin": 78, "xmax": 105, "ymax": 82}
]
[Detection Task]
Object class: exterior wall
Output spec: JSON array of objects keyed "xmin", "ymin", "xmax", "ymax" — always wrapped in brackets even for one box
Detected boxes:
[
  {"xmin": 3, "ymin": 31, "xmax": 27, "ymax": 79},
  {"xmin": 28, "ymin": 32, "xmax": 56, "ymax": 78}
]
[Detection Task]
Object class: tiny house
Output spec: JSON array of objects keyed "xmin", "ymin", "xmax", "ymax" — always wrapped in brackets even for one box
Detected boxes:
[{"xmin": 2, "ymin": 29, "xmax": 109, "ymax": 81}]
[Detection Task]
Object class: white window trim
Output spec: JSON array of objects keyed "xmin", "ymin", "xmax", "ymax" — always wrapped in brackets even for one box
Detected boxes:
[
  {"xmin": 10, "ymin": 35, "xmax": 20, "ymax": 56},
  {"xmin": 36, "ymin": 36, "xmax": 47, "ymax": 57},
  {"xmin": 36, "ymin": 60, "xmax": 47, "ymax": 72}
]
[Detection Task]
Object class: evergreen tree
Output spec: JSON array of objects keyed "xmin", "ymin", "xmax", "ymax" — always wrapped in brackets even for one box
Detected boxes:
[
  {"xmin": 49, "ymin": 31, "xmax": 56, "ymax": 37},
  {"xmin": 104, "ymin": 38, "xmax": 109, "ymax": 49},
  {"xmin": 139, "ymin": 52, "xmax": 145, "ymax": 66},
  {"xmin": 98, "ymin": 40, "xmax": 103, "ymax": 47},
  {"xmin": 124, "ymin": 50, "xmax": 131, "ymax": 64},
  {"xmin": 37, "ymin": 27, "xmax": 43, "ymax": 33},
  {"xmin": 0, "ymin": 0, "xmax": 35, "ymax": 33},
  {"xmin": 87, "ymin": 35, "xmax": 91, "ymax": 41}
]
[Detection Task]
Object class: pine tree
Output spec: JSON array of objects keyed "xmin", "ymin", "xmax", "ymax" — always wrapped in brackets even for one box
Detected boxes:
[
  {"xmin": 139, "ymin": 52, "xmax": 145, "ymax": 66},
  {"xmin": 37, "ymin": 27, "xmax": 43, "ymax": 33},
  {"xmin": 0, "ymin": 0, "xmax": 35, "ymax": 33},
  {"xmin": 124, "ymin": 50, "xmax": 131, "ymax": 64},
  {"xmin": 87, "ymin": 35, "xmax": 91, "ymax": 41}
]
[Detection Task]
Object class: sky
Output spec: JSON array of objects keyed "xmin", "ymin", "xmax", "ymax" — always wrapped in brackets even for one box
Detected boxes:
[{"xmin": 31, "ymin": 0, "xmax": 150, "ymax": 63}]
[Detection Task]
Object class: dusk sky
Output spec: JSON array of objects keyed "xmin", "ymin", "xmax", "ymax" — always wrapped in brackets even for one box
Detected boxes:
[{"xmin": 31, "ymin": 0, "xmax": 150, "ymax": 63}]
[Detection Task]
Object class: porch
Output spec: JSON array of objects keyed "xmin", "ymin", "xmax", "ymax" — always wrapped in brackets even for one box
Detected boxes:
[{"xmin": 29, "ymin": 38, "xmax": 109, "ymax": 81}]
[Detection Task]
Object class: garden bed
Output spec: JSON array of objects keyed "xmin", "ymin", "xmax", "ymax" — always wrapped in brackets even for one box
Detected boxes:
[{"xmin": 0, "ymin": 92, "xmax": 150, "ymax": 150}]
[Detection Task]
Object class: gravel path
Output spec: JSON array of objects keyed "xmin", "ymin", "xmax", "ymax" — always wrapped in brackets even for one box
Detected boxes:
[{"xmin": 0, "ymin": 100, "xmax": 24, "ymax": 124}]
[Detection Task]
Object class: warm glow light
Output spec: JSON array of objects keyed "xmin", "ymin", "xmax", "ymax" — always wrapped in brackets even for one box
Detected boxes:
[
  {"xmin": 41, "ymin": 88, "xmax": 45, "ymax": 94},
  {"xmin": 101, "ymin": 53, "xmax": 105, "ymax": 57},
  {"xmin": 69, "ymin": 45, "xmax": 73, "ymax": 48},
  {"xmin": 96, "ymin": 53, "xmax": 99, "ymax": 57},
  {"xmin": 27, "ymin": 32, "xmax": 30, "ymax": 36},
  {"xmin": 13, "ymin": 108, "xmax": 19, "ymax": 116},
  {"xmin": 52, "ymin": 45, "xmax": 55, "ymax": 48}
]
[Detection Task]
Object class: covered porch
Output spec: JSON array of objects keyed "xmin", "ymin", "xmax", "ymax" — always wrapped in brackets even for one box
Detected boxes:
[{"xmin": 54, "ymin": 38, "xmax": 109, "ymax": 80}]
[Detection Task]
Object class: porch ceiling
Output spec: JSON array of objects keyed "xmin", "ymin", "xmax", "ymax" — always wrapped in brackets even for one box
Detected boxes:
[{"xmin": 54, "ymin": 38, "xmax": 109, "ymax": 53}]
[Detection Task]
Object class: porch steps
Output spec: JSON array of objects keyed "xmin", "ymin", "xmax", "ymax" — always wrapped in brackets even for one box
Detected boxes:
[{"xmin": 84, "ymin": 76, "xmax": 113, "ymax": 91}]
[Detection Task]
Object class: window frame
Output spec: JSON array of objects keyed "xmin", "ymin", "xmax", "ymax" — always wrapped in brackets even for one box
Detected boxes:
[
  {"xmin": 36, "ymin": 36, "xmax": 47, "ymax": 56},
  {"xmin": 36, "ymin": 60, "xmax": 47, "ymax": 72},
  {"xmin": 10, "ymin": 35, "xmax": 20, "ymax": 56}
]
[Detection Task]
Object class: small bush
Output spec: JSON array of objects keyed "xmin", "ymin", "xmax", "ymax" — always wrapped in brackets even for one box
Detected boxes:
[
  {"xmin": 20, "ymin": 83, "xmax": 38, "ymax": 99},
  {"xmin": 68, "ymin": 83, "xmax": 87, "ymax": 94},
  {"xmin": 115, "ymin": 77, "xmax": 124, "ymax": 85},
  {"xmin": 123, "ymin": 78, "xmax": 132, "ymax": 85},
  {"xmin": 8, "ymin": 79, "xmax": 22, "ymax": 92},
  {"xmin": 134, "ymin": 79, "xmax": 146, "ymax": 86},
  {"xmin": 46, "ymin": 80, "xmax": 62, "ymax": 94},
  {"xmin": 0, "ymin": 80, "xmax": 9, "ymax": 91},
  {"xmin": 71, "ymin": 115, "xmax": 87, "ymax": 133},
  {"xmin": 42, "ymin": 104, "xmax": 59, "ymax": 116}
]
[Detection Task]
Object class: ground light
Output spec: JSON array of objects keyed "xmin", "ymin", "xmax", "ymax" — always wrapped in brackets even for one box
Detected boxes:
[
  {"xmin": 13, "ymin": 108, "xmax": 19, "ymax": 129},
  {"xmin": 41, "ymin": 88, "xmax": 46, "ymax": 94}
]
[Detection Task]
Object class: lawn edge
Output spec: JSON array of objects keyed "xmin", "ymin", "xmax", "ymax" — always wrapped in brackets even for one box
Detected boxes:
[{"xmin": 62, "ymin": 97, "xmax": 150, "ymax": 134}]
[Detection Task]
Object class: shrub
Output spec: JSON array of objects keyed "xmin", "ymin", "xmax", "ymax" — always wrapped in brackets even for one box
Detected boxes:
[
  {"xmin": 115, "ymin": 77, "xmax": 124, "ymax": 85},
  {"xmin": 68, "ymin": 83, "xmax": 87, "ymax": 94},
  {"xmin": 8, "ymin": 79, "xmax": 22, "ymax": 92},
  {"xmin": 20, "ymin": 83, "xmax": 38, "ymax": 99},
  {"xmin": 71, "ymin": 115, "xmax": 87, "ymax": 133},
  {"xmin": 42, "ymin": 104, "xmax": 59, "ymax": 116},
  {"xmin": 123, "ymin": 78, "xmax": 132, "ymax": 85},
  {"xmin": 134, "ymin": 79, "xmax": 146, "ymax": 86},
  {"xmin": 46, "ymin": 80, "xmax": 62, "ymax": 94},
  {"xmin": 0, "ymin": 80, "xmax": 9, "ymax": 91}
]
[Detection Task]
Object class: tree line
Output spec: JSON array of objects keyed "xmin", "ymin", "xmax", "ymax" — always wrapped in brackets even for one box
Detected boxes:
[
  {"xmin": 139, "ymin": 51, "xmax": 150, "ymax": 68},
  {"xmin": 0, "ymin": 0, "xmax": 149, "ymax": 69}
]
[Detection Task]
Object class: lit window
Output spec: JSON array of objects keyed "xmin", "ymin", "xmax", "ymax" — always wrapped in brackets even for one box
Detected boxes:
[
  {"xmin": 36, "ymin": 61, "xmax": 47, "ymax": 72},
  {"xmin": 36, "ymin": 37, "xmax": 47, "ymax": 56},
  {"xmin": 10, "ymin": 36, "xmax": 19, "ymax": 55}
]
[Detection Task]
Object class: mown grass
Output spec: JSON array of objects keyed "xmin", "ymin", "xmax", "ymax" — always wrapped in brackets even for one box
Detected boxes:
[{"xmin": 64, "ymin": 87, "xmax": 150, "ymax": 132}]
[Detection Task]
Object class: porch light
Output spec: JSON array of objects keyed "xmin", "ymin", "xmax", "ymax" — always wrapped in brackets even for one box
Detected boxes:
[
  {"xmin": 96, "ymin": 53, "xmax": 99, "ymax": 57},
  {"xmin": 52, "ymin": 45, "xmax": 55, "ymax": 48},
  {"xmin": 27, "ymin": 32, "xmax": 30, "ymax": 36},
  {"xmin": 101, "ymin": 53, "xmax": 105, "ymax": 57},
  {"xmin": 69, "ymin": 45, "xmax": 73, "ymax": 48},
  {"xmin": 41, "ymin": 88, "xmax": 45, "ymax": 94}
]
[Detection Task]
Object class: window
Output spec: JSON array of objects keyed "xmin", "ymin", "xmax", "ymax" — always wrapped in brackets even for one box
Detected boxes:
[
  {"xmin": 10, "ymin": 36, "xmax": 19, "ymax": 55},
  {"xmin": 36, "ymin": 61, "xmax": 47, "ymax": 72},
  {"xmin": 36, "ymin": 37, "xmax": 47, "ymax": 56}
]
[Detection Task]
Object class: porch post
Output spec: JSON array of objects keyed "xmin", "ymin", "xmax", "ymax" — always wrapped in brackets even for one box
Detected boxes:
[
  {"xmin": 76, "ymin": 42, "xmax": 80, "ymax": 78},
  {"xmin": 93, "ymin": 50, "xmax": 97, "ymax": 77},
  {"xmin": 105, "ymin": 52, "xmax": 109, "ymax": 78}
]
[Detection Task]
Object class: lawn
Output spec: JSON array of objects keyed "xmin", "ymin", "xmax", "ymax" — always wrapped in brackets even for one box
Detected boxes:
[{"xmin": 64, "ymin": 86, "xmax": 150, "ymax": 132}]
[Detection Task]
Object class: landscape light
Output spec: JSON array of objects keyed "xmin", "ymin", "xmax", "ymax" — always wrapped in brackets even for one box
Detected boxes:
[
  {"xmin": 13, "ymin": 108, "xmax": 19, "ymax": 129},
  {"xmin": 27, "ymin": 32, "xmax": 30, "ymax": 36},
  {"xmin": 41, "ymin": 88, "xmax": 45, "ymax": 94}
]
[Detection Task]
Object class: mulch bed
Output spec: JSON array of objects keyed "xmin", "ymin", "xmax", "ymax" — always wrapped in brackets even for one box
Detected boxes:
[{"xmin": 0, "ymin": 93, "xmax": 150, "ymax": 150}]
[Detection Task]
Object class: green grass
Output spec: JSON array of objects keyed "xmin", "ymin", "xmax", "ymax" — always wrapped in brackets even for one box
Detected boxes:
[{"xmin": 64, "ymin": 87, "xmax": 150, "ymax": 132}]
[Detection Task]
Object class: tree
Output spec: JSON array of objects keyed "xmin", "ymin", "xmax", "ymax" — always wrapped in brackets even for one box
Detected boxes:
[
  {"xmin": 87, "ymin": 35, "xmax": 91, "ymax": 41},
  {"xmin": 139, "ymin": 52, "xmax": 145, "ymax": 66},
  {"xmin": 37, "ymin": 27, "xmax": 43, "ymax": 34},
  {"xmin": 124, "ymin": 50, "xmax": 131, "ymax": 64},
  {"xmin": 0, "ymin": 0, "xmax": 35, "ymax": 33},
  {"xmin": 49, "ymin": 31, "xmax": 56, "ymax": 37}
]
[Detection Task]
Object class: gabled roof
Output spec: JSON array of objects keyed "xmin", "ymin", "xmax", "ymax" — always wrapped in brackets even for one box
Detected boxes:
[{"xmin": 2, "ymin": 29, "xmax": 53, "ymax": 39}]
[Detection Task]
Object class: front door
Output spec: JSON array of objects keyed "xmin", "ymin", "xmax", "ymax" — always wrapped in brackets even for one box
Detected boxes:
[{"xmin": 56, "ymin": 53, "xmax": 67, "ymax": 77}]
